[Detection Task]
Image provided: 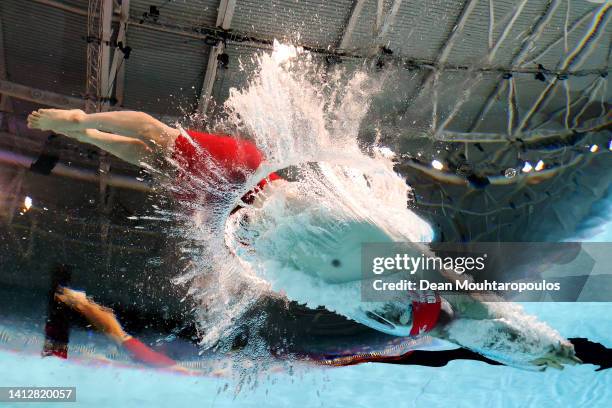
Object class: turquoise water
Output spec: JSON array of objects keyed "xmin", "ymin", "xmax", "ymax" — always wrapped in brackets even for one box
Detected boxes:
[
  {"xmin": 1, "ymin": 302, "xmax": 610, "ymax": 407},
  {"xmin": 1, "ymin": 196, "xmax": 611, "ymax": 407}
]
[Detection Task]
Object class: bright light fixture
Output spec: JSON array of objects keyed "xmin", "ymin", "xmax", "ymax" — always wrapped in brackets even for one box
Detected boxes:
[
  {"xmin": 24, "ymin": 196, "xmax": 33, "ymax": 210},
  {"xmin": 522, "ymin": 162, "xmax": 533, "ymax": 173},
  {"xmin": 431, "ymin": 160, "xmax": 443, "ymax": 170}
]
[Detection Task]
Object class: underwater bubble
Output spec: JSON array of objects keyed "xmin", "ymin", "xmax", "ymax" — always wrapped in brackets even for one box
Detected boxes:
[{"xmin": 504, "ymin": 168, "xmax": 517, "ymax": 178}]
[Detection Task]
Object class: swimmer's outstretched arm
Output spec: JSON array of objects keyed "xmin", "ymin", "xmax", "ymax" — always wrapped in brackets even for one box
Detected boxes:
[
  {"xmin": 55, "ymin": 287, "xmax": 196, "ymax": 373},
  {"xmin": 27, "ymin": 109, "xmax": 180, "ymax": 149}
]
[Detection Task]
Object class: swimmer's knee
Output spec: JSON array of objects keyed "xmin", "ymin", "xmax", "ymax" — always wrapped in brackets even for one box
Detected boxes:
[
  {"xmin": 134, "ymin": 112, "xmax": 177, "ymax": 147},
  {"xmin": 142, "ymin": 126, "xmax": 179, "ymax": 149},
  {"xmin": 139, "ymin": 121, "xmax": 169, "ymax": 145}
]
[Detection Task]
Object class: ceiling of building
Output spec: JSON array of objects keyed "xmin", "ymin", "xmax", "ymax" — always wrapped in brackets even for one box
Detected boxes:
[{"xmin": 1, "ymin": 0, "xmax": 609, "ymax": 118}]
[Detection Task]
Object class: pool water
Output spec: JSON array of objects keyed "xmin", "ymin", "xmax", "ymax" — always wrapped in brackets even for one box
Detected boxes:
[
  {"xmin": 0, "ymin": 302, "xmax": 610, "ymax": 407},
  {"xmin": 1, "ymin": 193, "xmax": 611, "ymax": 408}
]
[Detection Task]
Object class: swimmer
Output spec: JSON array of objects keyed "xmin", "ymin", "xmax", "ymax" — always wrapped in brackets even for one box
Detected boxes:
[
  {"xmin": 55, "ymin": 286, "xmax": 609, "ymax": 372},
  {"xmin": 53, "ymin": 286, "xmax": 208, "ymax": 374},
  {"xmin": 26, "ymin": 108, "xmax": 283, "ymax": 200},
  {"xmin": 27, "ymin": 108, "xmax": 581, "ymax": 370}
]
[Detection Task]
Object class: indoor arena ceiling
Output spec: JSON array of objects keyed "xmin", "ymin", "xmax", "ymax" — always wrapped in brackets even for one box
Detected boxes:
[{"xmin": 1, "ymin": 0, "xmax": 610, "ymax": 120}]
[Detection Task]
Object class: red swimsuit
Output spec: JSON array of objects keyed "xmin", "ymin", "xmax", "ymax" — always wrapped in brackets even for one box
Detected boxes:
[{"xmin": 172, "ymin": 129, "xmax": 281, "ymax": 203}]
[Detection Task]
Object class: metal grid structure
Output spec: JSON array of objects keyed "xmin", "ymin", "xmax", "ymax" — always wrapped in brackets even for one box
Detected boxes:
[{"xmin": 85, "ymin": 0, "xmax": 104, "ymax": 112}]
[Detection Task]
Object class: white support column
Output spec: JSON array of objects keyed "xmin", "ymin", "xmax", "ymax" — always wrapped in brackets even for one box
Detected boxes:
[
  {"xmin": 99, "ymin": 0, "xmax": 114, "ymax": 109},
  {"xmin": 197, "ymin": 0, "xmax": 236, "ymax": 115},
  {"xmin": 197, "ymin": 42, "xmax": 225, "ymax": 115},
  {"xmin": 338, "ymin": 0, "xmax": 367, "ymax": 50},
  {"xmin": 109, "ymin": 0, "xmax": 130, "ymax": 106},
  {"xmin": 375, "ymin": 0, "xmax": 384, "ymax": 34},
  {"xmin": 84, "ymin": 0, "xmax": 118, "ymax": 240}
]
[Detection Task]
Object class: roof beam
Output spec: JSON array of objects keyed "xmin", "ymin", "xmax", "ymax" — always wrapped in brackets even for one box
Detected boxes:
[
  {"xmin": 486, "ymin": 0, "xmax": 529, "ymax": 63},
  {"xmin": 468, "ymin": 0, "xmax": 562, "ymax": 132},
  {"xmin": 216, "ymin": 0, "xmax": 236, "ymax": 30},
  {"xmin": 29, "ymin": 0, "xmax": 609, "ymax": 77},
  {"xmin": 517, "ymin": 2, "xmax": 611, "ymax": 133},
  {"xmin": 197, "ymin": 0, "xmax": 236, "ymax": 115},
  {"xmin": 419, "ymin": 0, "xmax": 479, "ymax": 89},
  {"xmin": 0, "ymin": 79, "xmax": 181, "ymax": 126},
  {"xmin": 338, "ymin": 0, "xmax": 367, "ymax": 50},
  {"xmin": 521, "ymin": 7, "xmax": 595, "ymax": 67},
  {"xmin": 421, "ymin": 0, "xmax": 478, "ymax": 134},
  {"xmin": 0, "ymin": 144, "xmax": 151, "ymax": 192},
  {"xmin": 0, "ymin": 80, "xmax": 86, "ymax": 109},
  {"xmin": 407, "ymin": 0, "xmax": 478, "ymax": 131},
  {"xmin": 373, "ymin": 0, "xmax": 402, "ymax": 46}
]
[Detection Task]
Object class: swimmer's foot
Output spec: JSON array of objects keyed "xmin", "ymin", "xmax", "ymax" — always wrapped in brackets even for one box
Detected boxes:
[
  {"xmin": 27, "ymin": 109, "xmax": 86, "ymax": 132},
  {"xmin": 55, "ymin": 286, "xmax": 128, "ymax": 344}
]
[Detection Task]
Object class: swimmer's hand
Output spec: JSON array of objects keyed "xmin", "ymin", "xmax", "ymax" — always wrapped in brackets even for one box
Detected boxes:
[
  {"xmin": 54, "ymin": 286, "xmax": 89, "ymax": 309},
  {"xmin": 530, "ymin": 342, "xmax": 582, "ymax": 370}
]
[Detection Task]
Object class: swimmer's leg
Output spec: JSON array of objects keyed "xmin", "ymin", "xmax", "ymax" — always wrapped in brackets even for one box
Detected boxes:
[
  {"xmin": 27, "ymin": 109, "xmax": 180, "ymax": 149},
  {"xmin": 62, "ymin": 129, "xmax": 153, "ymax": 167}
]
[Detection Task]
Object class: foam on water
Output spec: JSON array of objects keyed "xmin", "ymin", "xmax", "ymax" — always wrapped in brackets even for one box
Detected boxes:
[
  {"xmin": 163, "ymin": 41, "xmax": 578, "ymax": 368},
  {"xmin": 164, "ymin": 41, "xmax": 433, "ymax": 350}
]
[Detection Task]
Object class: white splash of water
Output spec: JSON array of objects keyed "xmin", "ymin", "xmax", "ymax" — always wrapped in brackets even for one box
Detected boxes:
[
  {"xmin": 167, "ymin": 41, "xmax": 572, "ymax": 370},
  {"xmin": 443, "ymin": 302, "xmax": 570, "ymax": 368},
  {"xmin": 167, "ymin": 41, "xmax": 432, "ymax": 349}
]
